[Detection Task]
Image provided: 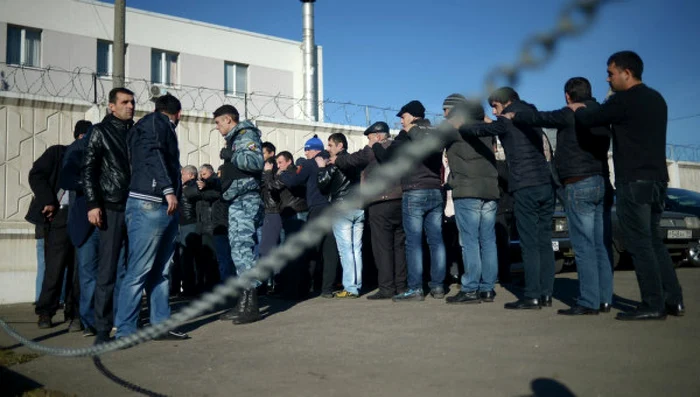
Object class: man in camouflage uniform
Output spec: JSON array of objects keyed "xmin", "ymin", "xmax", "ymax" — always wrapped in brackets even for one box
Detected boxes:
[{"xmin": 213, "ymin": 105, "xmax": 264, "ymax": 325}]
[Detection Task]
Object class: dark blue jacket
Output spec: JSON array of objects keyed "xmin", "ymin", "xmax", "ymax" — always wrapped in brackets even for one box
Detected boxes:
[
  {"xmin": 127, "ymin": 112, "xmax": 181, "ymax": 203},
  {"xmin": 279, "ymin": 151, "xmax": 330, "ymax": 209},
  {"xmin": 461, "ymin": 100, "xmax": 552, "ymax": 193},
  {"xmin": 59, "ymin": 132, "xmax": 95, "ymax": 247}
]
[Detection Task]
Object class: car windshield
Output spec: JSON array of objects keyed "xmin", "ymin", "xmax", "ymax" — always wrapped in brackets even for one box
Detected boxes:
[{"xmin": 666, "ymin": 188, "xmax": 700, "ymax": 209}]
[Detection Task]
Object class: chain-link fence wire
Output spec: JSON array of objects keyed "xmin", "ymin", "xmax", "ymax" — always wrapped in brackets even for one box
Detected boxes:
[
  {"xmin": 0, "ymin": 0, "xmax": 613, "ymax": 357},
  {"xmin": 0, "ymin": 63, "xmax": 442, "ymax": 127}
]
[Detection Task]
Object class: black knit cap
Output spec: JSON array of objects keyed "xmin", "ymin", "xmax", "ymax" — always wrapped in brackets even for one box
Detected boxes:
[
  {"xmin": 74, "ymin": 120, "xmax": 92, "ymax": 139},
  {"xmin": 442, "ymin": 93, "xmax": 468, "ymax": 110},
  {"xmin": 364, "ymin": 121, "xmax": 390, "ymax": 136},
  {"xmin": 396, "ymin": 100, "xmax": 425, "ymax": 118}
]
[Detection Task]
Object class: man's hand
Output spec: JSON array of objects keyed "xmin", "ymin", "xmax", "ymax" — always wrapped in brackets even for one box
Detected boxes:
[
  {"xmin": 568, "ymin": 103, "xmax": 586, "ymax": 112},
  {"xmin": 219, "ymin": 147, "xmax": 233, "ymax": 160},
  {"xmin": 196, "ymin": 180, "xmax": 206, "ymax": 190},
  {"xmin": 314, "ymin": 157, "xmax": 327, "ymax": 168},
  {"xmin": 484, "ymin": 116, "xmax": 493, "ymax": 124},
  {"xmin": 42, "ymin": 205, "xmax": 56, "ymax": 221},
  {"xmin": 165, "ymin": 194, "xmax": 178, "ymax": 216},
  {"xmin": 263, "ymin": 162, "xmax": 274, "ymax": 171},
  {"xmin": 502, "ymin": 112, "xmax": 515, "ymax": 120},
  {"xmin": 328, "ymin": 157, "xmax": 336, "ymax": 165},
  {"xmin": 88, "ymin": 208, "xmax": 103, "ymax": 228}
]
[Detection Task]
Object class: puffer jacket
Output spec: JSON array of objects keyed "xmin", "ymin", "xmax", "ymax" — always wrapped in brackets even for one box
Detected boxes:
[{"xmin": 82, "ymin": 114, "xmax": 133, "ymax": 211}]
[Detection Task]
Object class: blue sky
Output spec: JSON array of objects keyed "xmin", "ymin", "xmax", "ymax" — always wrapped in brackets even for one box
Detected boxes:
[{"xmin": 101, "ymin": 0, "xmax": 700, "ymax": 147}]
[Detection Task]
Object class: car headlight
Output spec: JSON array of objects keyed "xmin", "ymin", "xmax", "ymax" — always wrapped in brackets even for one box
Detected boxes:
[
  {"xmin": 554, "ymin": 218, "xmax": 568, "ymax": 232},
  {"xmin": 684, "ymin": 216, "xmax": 700, "ymax": 229}
]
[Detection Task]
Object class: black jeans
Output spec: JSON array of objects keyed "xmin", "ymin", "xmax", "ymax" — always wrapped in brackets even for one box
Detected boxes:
[
  {"xmin": 615, "ymin": 181, "xmax": 683, "ymax": 310},
  {"xmin": 94, "ymin": 209, "xmax": 127, "ymax": 333},
  {"xmin": 368, "ymin": 200, "xmax": 407, "ymax": 295},
  {"xmin": 307, "ymin": 205, "xmax": 340, "ymax": 294},
  {"xmin": 513, "ymin": 184, "xmax": 555, "ymax": 300},
  {"xmin": 35, "ymin": 208, "xmax": 78, "ymax": 318}
]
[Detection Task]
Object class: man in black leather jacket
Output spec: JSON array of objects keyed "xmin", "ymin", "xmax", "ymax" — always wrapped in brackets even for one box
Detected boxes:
[
  {"xmin": 176, "ymin": 165, "xmax": 200, "ymax": 296},
  {"xmin": 331, "ymin": 122, "xmax": 406, "ymax": 300},
  {"xmin": 81, "ymin": 87, "xmax": 134, "ymax": 344},
  {"xmin": 317, "ymin": 133, "xmax": 363, "ymax": 299}
]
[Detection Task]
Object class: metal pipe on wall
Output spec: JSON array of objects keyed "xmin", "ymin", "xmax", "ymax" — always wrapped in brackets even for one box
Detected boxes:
[{"xmin": 301, "ymin": 0, "xmax": 318, "ymax": 122}]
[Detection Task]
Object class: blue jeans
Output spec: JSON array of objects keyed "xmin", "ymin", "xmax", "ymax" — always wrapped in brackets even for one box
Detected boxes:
[
  {"xmin": 77, "ymin": 228, "xmax": 100, "ymax": 329},
  {"xmin": 454, "ymin": 198, "xmax": 498, "ymax": 293},
  {"xmin": 332, "ymin": 209, "xmax": 364, "ymax": 294},
  {"xmin": 402, "ymin": 189, "xmax": 446, "ymax": 291},
  {"xmin": 215, "ymin": 234, "xmax": 235, "ymax": 281},
  {"xmin": 35, "ymin": 238, "xmax": 45, "ymax": 303},
  {"xmin": 116, "ymin": 198, "xmax": 178, "ymax": 338},
  {"xmin": 564, "ymin": 175, "xmax": 613, "ymax": 309}
]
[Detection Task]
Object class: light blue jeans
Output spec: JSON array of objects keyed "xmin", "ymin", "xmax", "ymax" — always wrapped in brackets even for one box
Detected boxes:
[
  {"xmin": 402, "ymin": 189, "xmax": 446, "ymax": 291},
  {"xmin": 332, "ymin": 209, "xmax": 365, "ymax": 295}
]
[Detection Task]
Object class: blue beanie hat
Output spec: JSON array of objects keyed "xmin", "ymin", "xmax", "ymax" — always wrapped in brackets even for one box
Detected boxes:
[{"xmin": 304, "ymin": 134, "xmax": 324, "ymax": 151}]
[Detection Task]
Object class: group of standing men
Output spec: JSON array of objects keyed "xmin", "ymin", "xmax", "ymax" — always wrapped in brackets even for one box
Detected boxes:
[{"xmin": 27, "ymin": 50, "xmax": 684, "ymax": 348}]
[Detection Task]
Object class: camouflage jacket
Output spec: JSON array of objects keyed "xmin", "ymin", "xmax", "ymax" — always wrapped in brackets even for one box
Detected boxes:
[{"xmin": 220, "ymin": 120, "xmax": 264, "ymax": 201}]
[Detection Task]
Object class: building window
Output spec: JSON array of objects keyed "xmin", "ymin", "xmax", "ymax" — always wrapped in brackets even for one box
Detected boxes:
[
  {"xmin": 151, "ymin": 49, "xmax": 178, "ymax": 86},
  {"xmin": 6, "ymin": 25, "xmax": 41, "ymax": 67},
  {"xmin": 224, "ymin": 62, "xmax": 248, "ymax": 96},
  {"xmin": 96, "ymin": 40, "xmax": 113, "ymax": 76}
]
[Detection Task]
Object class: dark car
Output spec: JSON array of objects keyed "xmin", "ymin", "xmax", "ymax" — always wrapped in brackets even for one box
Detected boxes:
[
  {"xmin": 508, "ymin": 187, "xmax": 700, "ymax": 274},
  {"xmin": 612, "ymin": 187, "xmax": 700, "ymax": 268}
]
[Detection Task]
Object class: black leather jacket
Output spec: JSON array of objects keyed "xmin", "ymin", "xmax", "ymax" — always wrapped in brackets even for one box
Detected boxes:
[
  {"xmin": 82, "ymin": 114, "xmax": 133, "ymax": 211},
  {"xmin": 262, "ymin": 165, "xmax": 308, "ymax": 216},
  {"xmin": 261, "ymin": 164, "xmax": 281, "ymax": 214},
  {"xmin": 317, "ymin": 151, "xmax": 361, "ymax": 203},
  {"xmin": 180, "ymin": 179, "xmax": 200, "ymax": 225}
]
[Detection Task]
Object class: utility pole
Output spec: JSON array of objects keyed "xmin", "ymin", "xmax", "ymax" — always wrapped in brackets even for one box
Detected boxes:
[{"xmin": 113, "ymin": 0, "xmax": 126, "ymax": 88}]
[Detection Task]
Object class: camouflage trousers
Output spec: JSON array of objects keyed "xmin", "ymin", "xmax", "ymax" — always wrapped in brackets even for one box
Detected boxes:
[{"xmin": 228, "ymin": 192, "xmax": 264, "ymax": 288}]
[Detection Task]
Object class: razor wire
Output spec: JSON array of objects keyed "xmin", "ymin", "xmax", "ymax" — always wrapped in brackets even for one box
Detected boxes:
[
  {"xmin": 0, "ymin": 0, "xmax": 612, "ymax": 357},
  {"xmin": 0, "ymin": 63, "xmax": 442, "ymax": 127}
]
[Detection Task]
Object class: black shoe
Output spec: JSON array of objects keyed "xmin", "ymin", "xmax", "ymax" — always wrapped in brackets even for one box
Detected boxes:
[
  {"xmin": 615, "ymin": 308, "xmax": 667, "ymax": 321},
  {"xmin": 366, "ymin": 291, "xmax": 393, "ymax": 300},
  {"xmin": 665, "ymin": 302, "xmax": 685, "ymax": 317},
  {"xmin": 68, "ymin": 319, "xmax": 84, "ymax": 332},
  {"xmin": 430, "ymin": 287, "xmax": 445, "ymax": 299},
  {"xmin": 94, "ymin": 331, "xmax": 114, "ymax": 345},
  {"xmin": 37, "ymin": 314, "xmax": 52, "ymax": 329},
  {"xmin": 320, "ymin": 291, "xmax": 335, "ymax": 299},
  {"xmin": 539, "ymin": 295, "xmax": 552, "ymax": 307},
  {"xmin": 83, "ymin": 326, "xmax": 97, "ymax": 337},
  {"xmin": 557, "ymin": 305, "xmax": 599, "ymax": 316},
  {"xmin": 154, "ymin": 330, "xmax": 190, "ymax": 341},
  {"xmin": 232, "ymin": 289, "xmax": 261, "ymax": 325},
  {"xmin": 504, "ymin": 298, "xmax": 541, "ymax": 310},
  {"xmin": 599, "ymin": 303, "xmax": 612, "ymax": 313},
  {"xmin": 479, "ymin": 290, "xmax": 496, "ymax": 302},
  {"xmin": 446, "ymin": 291, "xmax": 481, "ymax": 304}
]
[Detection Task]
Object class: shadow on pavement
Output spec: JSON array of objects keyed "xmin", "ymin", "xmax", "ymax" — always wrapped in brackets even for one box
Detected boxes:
[
  {"xmin": 3, "ymin": 328, "xmax": 69, "ymax": 351},
  {"xmin": 0, "ymin": 365, "xmax": 45, "ymax": 396},
  {"xmin": 521, "ymin": 377, "xmax": 577, "ymax": 397},
  {"xmin": 93, "ymin": 356, "xmax": 169, "ymax": 397}
]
